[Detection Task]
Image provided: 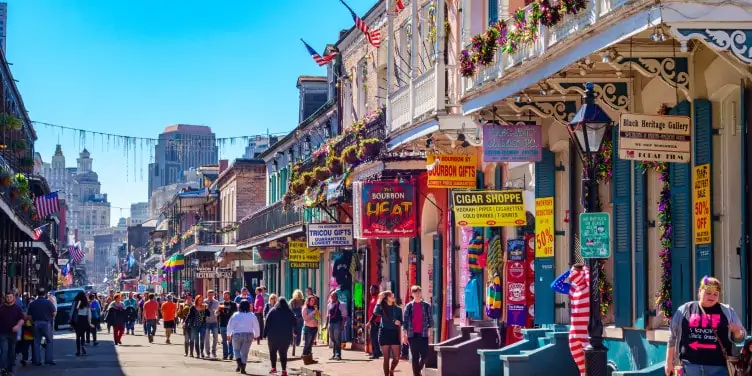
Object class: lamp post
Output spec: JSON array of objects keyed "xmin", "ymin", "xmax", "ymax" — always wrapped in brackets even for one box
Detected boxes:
[{"xmin": 568, "ymin": 82, "xmax": 612, "ymax": 376}]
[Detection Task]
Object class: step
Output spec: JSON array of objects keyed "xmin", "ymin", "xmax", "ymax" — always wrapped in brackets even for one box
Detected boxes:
[{"xmin": 612, "ymin": 362, "xmax": 666, "ymax": 376}]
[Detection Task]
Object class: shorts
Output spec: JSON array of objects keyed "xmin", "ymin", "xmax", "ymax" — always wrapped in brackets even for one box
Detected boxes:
[
  {"xmin": 163, "ymin": 320, "xmax": 176, "ymax": 329},
  {"xmin": 378, "ymin": 328, "xmax": 400, "ymax": 346}
]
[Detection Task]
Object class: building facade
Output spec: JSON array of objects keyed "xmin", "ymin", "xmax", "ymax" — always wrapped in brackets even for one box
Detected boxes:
[
  {"xmin": 127, "ymin": 202, "xmax": 149, "ymax": 227},
  {"xmin": 147, "ymin": 124, "xmax": 218, "ymax": 197}
]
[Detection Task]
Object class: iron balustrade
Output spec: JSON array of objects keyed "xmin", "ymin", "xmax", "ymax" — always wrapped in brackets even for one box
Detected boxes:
[{"xmin": 237, "ymin": 201, "xmax": 305, "ymax": 245}]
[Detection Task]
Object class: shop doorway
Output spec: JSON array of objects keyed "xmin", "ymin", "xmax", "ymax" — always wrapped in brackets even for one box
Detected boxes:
[{"xmin": 244, "ymin": 271, "xmax": 263, "ymax": 292}]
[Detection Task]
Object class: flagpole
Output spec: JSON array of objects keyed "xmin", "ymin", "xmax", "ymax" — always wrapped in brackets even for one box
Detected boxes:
[{"xmin": 386, "ymin": 0, "xmax": 394, "ymax": 137}]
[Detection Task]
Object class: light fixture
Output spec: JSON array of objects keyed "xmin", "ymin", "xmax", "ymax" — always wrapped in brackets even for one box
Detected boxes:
[
  {"xmin": 427, "ymin": 155, "xmax": 440, "ymax": 171},
  {"xmin": 303, "ymin": 135, "xmax": 312, "ymax": 154},
  {"xmin": 650, "ymin": 26, "xmax": 667, "ymax": 42},
  {"xmin": 513, "ymin": 94, "xmax": 522, "ymax": 102},
  {"xmin": 425, "ymin": 138, "xmax": 433, "ymax": 148},
  {"xmin": 539, "ymin": 83, "xmax": 548, "ymax": 96},
  {"xmin": 569, "ymin": 82, "xmax": 611, "ymax": 156}
]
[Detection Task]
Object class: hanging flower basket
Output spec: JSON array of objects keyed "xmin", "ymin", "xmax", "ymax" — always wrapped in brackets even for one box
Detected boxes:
[
  {"xmin": 313, "ymin": 166, "xmax": 331, "ymax": 181},
  {"xmin": 342, "ymin": 145, "xmax": 360, "ymax": 165},
  {"xmin": 12, "ymin": 140, "xmax": 26, "ymax": 155},
  {"xmin": 301, "ymin": 172, "xmax": 315, "ymax": 187},
  {"xmin": 10, "ymin": 187, "xmax": 19, "ymax": 200},
  {"xmin": 0, "ymin": 114, "xmax": 22, "ymax": 131},
  {"xmin": 20, "ymin": 157, "xmax": 34, "ymax": 169},
  {"xmin": 282, "ymin": 192, "xmax": 294, "ymax": 206},
  {"xmin": 358, "ymin": 138, "xmax": 383, "ymax": 160},
  {"xmin": 0, "ymin": 169, "xmax": 9, "ymax": 187},
  {"xmin": 327, "ymin": 156, "xmax": 344, "ymax": 176},
  {"xmin": 291, "ymin": 179, "xmax": 306, "ymax": 196}
]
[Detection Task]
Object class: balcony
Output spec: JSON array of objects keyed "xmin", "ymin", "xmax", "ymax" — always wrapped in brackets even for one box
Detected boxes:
[
  {"xmin": 461, "ymin": 0, "xmax": 630, "ymax": 97},
  {"xmin": 237, "ymin": 201, "xmax": 305, "ymax": 247},
  {"xmin": 389, "ymin": 68, "xmax": 442, "ymax": 133}
]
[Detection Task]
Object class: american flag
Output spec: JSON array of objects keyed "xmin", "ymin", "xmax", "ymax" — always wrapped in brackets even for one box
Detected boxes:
[
  {"xmin": 394, "ymin": 0, "xmax": 406, "ymax": 14},
  {"xmin": 34, "ymin": 192, "xmax": 60, "ymax": 218},
  {"xmin": 339, "ymin": 0, "xmax": 381, "ymax": 48},
  {"xmin": 301, "ymin": 39, "xmax": 338, "ymax": 67},
  {"xmin": 70, "ymin": 243, "xmax": 85, "ymax": 264},
  {"xmin": 32, "ymin": 224, "xmax": 48, "ymax": 241}
]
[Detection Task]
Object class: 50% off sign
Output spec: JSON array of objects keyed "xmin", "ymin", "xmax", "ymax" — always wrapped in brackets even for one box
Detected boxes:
[{"xmin": 693, "ymin": 164, "xmax": 712, "ymax": 244}]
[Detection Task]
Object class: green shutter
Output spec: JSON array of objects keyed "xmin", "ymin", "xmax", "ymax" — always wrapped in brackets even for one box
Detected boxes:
[
  {"xmin": 670, "ymin": 101, "xmax": 693, "ymax": 307},
  {"xmin": 613, "ymin": 126, "xmax": 634, "ymax": 327},
  {"xmin": 488, "ymin": 0, "xmax": 498, "ymax": 24},
  {"xmin": 693, "ymin": 99, "xmax": 713, "ymax": 284},
  {"xmin": 281, "ymin": 168, "xmax": 288, "ymax": 195},
  {"xmin": 742, "ymin": 88, "xmax": 749, "ymax": 327},
  {"xmin": 534, "ymin": 148, "xmax": 555, "ymax": 325},
  {"xmin": 633, "ymin": 165, "xmax": 647, "ymax": 328}
]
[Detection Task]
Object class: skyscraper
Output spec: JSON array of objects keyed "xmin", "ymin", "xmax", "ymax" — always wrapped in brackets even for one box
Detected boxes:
[
  {"xmin": 0, "ymin": 3, "xmax": 7, "ymax": 52},
  {"xmin": 243, "ymin": 135, "xmax": 273, "ymax": 159},
  {"xmin": 147, "ymin": 124, "xmax": 218, "ymax": 198}
]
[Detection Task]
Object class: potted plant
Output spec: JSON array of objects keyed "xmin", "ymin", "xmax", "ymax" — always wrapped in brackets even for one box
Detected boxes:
[
  {"xmin": 20, "ymin": 194, "xmax": 33, "ymax": 212},
  {"xmin": 0, "ymin": 114, "xmax": 22, "ymax": 131},
  {"xmin": 359, "ymin": 138, "xmax": 383, "ymax": 159},
  {"xmin": 301, "ymin": 172, "xmax": 314, "ymax": 187},
  {"xmin": 14, "ymin": 173, "xmax": 29, "ymax": 196},
  {"xmin": 0, "ymin": 167, "xmax": 9, "ymax": 187},
  {"xmin": 291, "ymin": 179, "xmax": 306, "ymax": 195},
  {"xmin": 20, "ymin": 157, "xmax": 34, "ymax": 169},
  {"xmin": 313, "ymin": 166, "xmax": 331, "ymax": 181},
  {"xmin": 12, "ymin": 140, "xmax": 26, "ymax": 155},
  {"xmin": 341, "ymin": 145, "xmax": 360, "ymax": 164},
  {"xmin": 327, "ymin": 155, "xmax": 344, "ymax": 176}
]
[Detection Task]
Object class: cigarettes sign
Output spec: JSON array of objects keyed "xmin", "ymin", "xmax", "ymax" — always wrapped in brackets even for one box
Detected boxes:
[
  {"xmin": 451, "ymin": 190, "xmax": 527, "ymax": 227},
  {"xmin": 618, "ymin": 113, "xmax": 692, "ymax": 163},
  {"xmin": 306, "ymin": 223, "xmax": 354, "ymax": 248}
]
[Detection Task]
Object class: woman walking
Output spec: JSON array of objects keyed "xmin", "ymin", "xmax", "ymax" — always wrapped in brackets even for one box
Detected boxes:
[
  {"xmin": 254, "ymin": 287, "xmax": 265, "ymax": 345},
  {"xmin": 372, "ymin": 291, "xmax": 403, "ymax": 376},
  {"xmin": 325, "ymin": 291, "xmax": 347, "ymax": 361},
  {"xmin": 665, "ymin": 276, "xmax": 746, "ymax": 376},
  {"xmin": 106, "ymin": 294, "xmax": 127, "ymax": 345},
  {"xmin": 70, "ymin": 291, "xmax": 93, "ymax": 356},
  {"xmin": 289, "ymin": 290, "xmax": 305, "ymax": 356},
  {"xmin": 226, "ymin": 300, "xmax": 260, "ymax": 374},
  {"xmin": 264, "ymin": 297, "xmax": 297, "ymax": 376},
  {"xmin": 301, "ymin": 295, "xmax": 319, "ymax": 365},
  {"xmin": 185, "ymin": 295, "xmax": 209, "ymax": 358}
]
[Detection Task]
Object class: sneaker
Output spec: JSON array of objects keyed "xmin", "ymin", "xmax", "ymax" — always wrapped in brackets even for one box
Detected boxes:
[
  {"xmin": 269, "ymin": 369, "xmax": 277, "ymax": 375},
  {"xmin": 280, "ymin": 371, "xmax": 288, "ymax": 376},
  {"xmin": 334, "ymin": 355, "xmax": 342, "ymax": 361}
]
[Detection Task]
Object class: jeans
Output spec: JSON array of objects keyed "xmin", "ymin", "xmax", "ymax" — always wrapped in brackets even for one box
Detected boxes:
[
  {"xmin": 0, "ymin": 333, "xmax": 16, "ymax": 372},
  {"xmin": 232, "ymin": 333, "xmax": 252, "ymax": 364},
  {"xmin": 328, "ymin": 322, "xmax": 343, "ymax": 357},
  {"xmin": 293, "ymin": 317, "xmax": 303, "ymax": 347},
  {"xmin": 408, "ymin": 335, "xmax": 429, "ymax": 376},
  {"xmin": 370, "ymin": 322, "xmax": 382, "ymax": 357},
  {"xmin": 32, "ymin": 322, "xmax": 53, "ymax": 365},
  {"xmin": 220, "ymin": 327, "xmax": 234, "ymax": 358},
  {"xmin": 302, "ymin": 326, "xmax": 318, "ymax": 356},
  {"xmin": 681, "ymin": 362, "xmax": 729, "ymax": 376},
  {"xmin": 184, "ymin": 327, "xmax": 193, "ymax": 355},
  {"xmin": 145, "ymin": 319, "xmax": 157, "ymax": 337},
  {"xmin": 86, "ymin": 317, "xmax": 99, "ymax": 343},
  {"xmin": 16, "ymin": 340, "xmax": 30, "ymax": 362},
  {"xmin": 205, "ymin": 322, "xmax": 218, "ymax": 356},
  {"xmin": 191, "ymin": 326, "xmax": 206, "ymax": 356},
  {"xmin": 268, "ymin": 340, "xmax": 290, "ymax": 371}
]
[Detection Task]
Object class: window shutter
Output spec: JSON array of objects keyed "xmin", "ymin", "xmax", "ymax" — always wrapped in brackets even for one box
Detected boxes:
[
  {"xmin": 693, "ymin": 99, "xmax": 713, "ymax": 284},
  {"xmin": 741, "ymin": 88, "xmax": 750, "ymax": 327},
  {"xmin": 633, "ymin": 166, "xmax": 647, "ymax": 328},
  {"xmin": 670, "ymin": 101, "xmax": 693, "ymax": 307},
  {"xmin": 534, "ymin": 148, "xmax": 555, "ymax": 325},
  {"xmin": 488, "ymin": 0, "xmax": 499, "ymax": 24},
  {"xmin": 612, "ymin": 126, "xmax": 633, "ymax": 327}
]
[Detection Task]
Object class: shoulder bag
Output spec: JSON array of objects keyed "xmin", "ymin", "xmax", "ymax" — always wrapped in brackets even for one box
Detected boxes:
[{"xmin": 699, "ymin": 304, "xmax": 743, "ymax": 376}]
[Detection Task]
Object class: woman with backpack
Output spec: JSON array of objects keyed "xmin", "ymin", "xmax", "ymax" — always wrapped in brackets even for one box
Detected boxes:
[{"xmin": 70, "ymin": 291, "xmax": 93, "ymax": 356}]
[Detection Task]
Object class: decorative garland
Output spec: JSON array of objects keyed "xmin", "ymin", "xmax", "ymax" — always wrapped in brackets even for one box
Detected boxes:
[{"xmin": 459, "ymin": 0, "xmax": 587, "ymax": 77}]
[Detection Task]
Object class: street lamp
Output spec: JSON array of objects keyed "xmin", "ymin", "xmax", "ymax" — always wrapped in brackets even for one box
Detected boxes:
[{"xmin": 568, "ymin": 82, "xmax": 612, "ymax": 376}]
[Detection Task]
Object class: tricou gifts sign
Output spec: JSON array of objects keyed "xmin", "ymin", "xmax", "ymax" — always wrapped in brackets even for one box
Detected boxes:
[
  {"xmin": 307, "ymin": 223, "xmax": 354, "ymax": 247},
  {"xmin": 360, "ymin": 181, "xmax": 417, "ymax": 238}
]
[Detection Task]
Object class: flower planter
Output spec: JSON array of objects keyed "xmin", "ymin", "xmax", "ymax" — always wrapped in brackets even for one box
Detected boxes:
[
  {"xmin": 327, "ymin": 157, "xmax": 344, "ymax": 176},
  {"xmin": 301, "ymin": 172, "xmax": 314, "ymax": 187},
  {"xmin": 314, "ymin": 167, "xmax": 331, "ymax": 181},
  {"xmin": 291, "ymin": 181, "xmax": 306, "ymax": 196},
  {"xmin": 342, "ymin": 146, "xmax": 360, "ymax": 165},
  {"xmin": 359, "ymin": 139, "xmax": 383, "ymax": 159},
  {"xmin": 10, "ymin": 190, "xmax": 18, "ymax": 200},
  {"xmin": 0, "ymin": 174, "xmax": 9, "ymax": 188}
]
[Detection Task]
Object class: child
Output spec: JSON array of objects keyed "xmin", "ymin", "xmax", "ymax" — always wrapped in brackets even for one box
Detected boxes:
[{"xmin": 16, "ymin": 317, "xmax": 33, "ymax": 366}]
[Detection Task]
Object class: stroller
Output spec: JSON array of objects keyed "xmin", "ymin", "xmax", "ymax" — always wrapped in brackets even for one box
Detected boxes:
[{"xmin": 125, "ymin": 306, "xmax": 138, "ymax": 335}]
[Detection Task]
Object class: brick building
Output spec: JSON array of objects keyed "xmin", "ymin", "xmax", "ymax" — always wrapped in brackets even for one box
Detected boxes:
[{"xmin": 216, "ymin": 158, "xmax": 267, "ymax": 244}]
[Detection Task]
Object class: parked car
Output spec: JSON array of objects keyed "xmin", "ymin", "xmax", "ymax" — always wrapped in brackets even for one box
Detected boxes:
[{"xmin": 54, "ymin": 288, "xmax": 85, "ymax": 331}]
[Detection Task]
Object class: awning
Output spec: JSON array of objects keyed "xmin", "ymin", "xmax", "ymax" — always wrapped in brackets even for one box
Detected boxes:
[
  {"xmin": 143, "ymin": 254, "xmax": 162, "ymax": 266},
  {"xmin": 12, "ymin": 241, "xmax": 52, "ymax": 258},
  {"xmin": 237, "ymin": 225, "xmax": 305, "ymax": 250},
  {"xmin": 183, "ymin": 244, "xmax": 224, "ymax": 257}
]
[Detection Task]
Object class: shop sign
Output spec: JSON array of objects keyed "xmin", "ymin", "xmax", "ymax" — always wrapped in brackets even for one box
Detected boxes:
[
  {"xmin": 618, "ymin": 113, "xmax": 692, "ymax": 163},
  {"xmin": 195, "ymin": 267, "xmax": 216, "ymax": 279},
  {"xmin": 426, "ymin": 154, "xmax": 477, "ymax": 188},
  {"xmin": 307, "ymin": 223, "xmax": 354, "ymax": 247},
  {"xmin": 327, "ymin": 177, "xmax": 346, "ymax": 205},
  {"xmin": 693, "ymin": 164, "xmax": 712, "ymax": 244},
  {"xmin": 534, "ymin": 197, "xmax": 555, "ymax": 258},
  {"xmin": 507, "ymin": 304, "xmax": 527, "ymax": 326},
  {"xmin": 57, "ymin": 258, "xmax": 69, "ymax": 266},
  {"xmin": 507, "ymin": 239, "xmax": 525, "ymax": 261},
  {"xmin": 288, "ymin": 241, "xmax": 320, "ymax": 269},
  {"xmin": 451, "ymin": 190, "xmax": 527, "ymax": 227},
  {"xmin": 482, "ymin": 124, "xmax": 542, "ymax": 162},
  {"xmin": 579, "ymin": 213, "xmax": 611, "ymax": 258},
  {"xmin": 253, "ymin": 247, "xmax": 282, "ymax": 265},
  {"xmin": 360, "ymin": 181, "xmax": 418, "ymax": 238}
]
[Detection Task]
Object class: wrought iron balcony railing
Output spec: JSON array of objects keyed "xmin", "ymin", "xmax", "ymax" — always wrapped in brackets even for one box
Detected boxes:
[{"xmin": 237, "ymin": 201, "xmax": 305, "ymax": 245}]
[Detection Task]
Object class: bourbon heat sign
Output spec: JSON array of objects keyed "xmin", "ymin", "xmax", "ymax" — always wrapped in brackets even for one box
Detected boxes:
[{"xmin": 360, "ymin": 181, "xmax": 418, "ymax": 238}]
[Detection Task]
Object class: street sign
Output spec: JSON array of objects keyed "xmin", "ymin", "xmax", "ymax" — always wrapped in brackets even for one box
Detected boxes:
[
  {"xmin": 579, "ymin": 213, "xmax": 611, "ymax": 258},
  {"xmin": 57, "ymin": 259, "xmax": 69, "ymax": 266}
]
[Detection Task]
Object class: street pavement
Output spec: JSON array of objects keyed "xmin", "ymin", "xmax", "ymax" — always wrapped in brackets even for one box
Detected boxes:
[{"xmin": 14, "ymin": 327, "xmax": 414, "ymax": 376}]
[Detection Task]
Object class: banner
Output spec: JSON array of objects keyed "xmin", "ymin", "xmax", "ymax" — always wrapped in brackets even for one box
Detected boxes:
[
  {"xmin": 535, "ymin": 197, "xmax": 555, "ymax": 258},
  {"xmin": 360, "ymin": 181, "xmax": 418, "ymax": 238},
  {"xmin": 482, "ymin": 124, "xmax": 542, "ymax": 162},
  {"xmin": 289, "ymin": 241, "xmax": 320, "ymax": 269},
  {"xmin": 452, "ymin": 190, "xmax": 526, "ymax": 227},
  {"xmin": 253, "ymin": 247, "xmax": 282, "ymax": 264},
  {"xmin": 426, "ymin": 154, "xmax": 477, "ymax": 188},
  {"xmin": 507, "ymin": 239, "xmax": 525, "ymax": 261},
  {"xmin": 693, "ymin": 164, "xmax": 712, "ymax": 244},
  {"xmin": 618, "ymin": 113, "xmax": 692, "ymax": 163},
  {"xmin": 507, "ymin": 304, "xmax": 527, "ymax": 326},
  {"xmin": 307, "ymin": 223, "xmax": 354, "ymax": 247}
]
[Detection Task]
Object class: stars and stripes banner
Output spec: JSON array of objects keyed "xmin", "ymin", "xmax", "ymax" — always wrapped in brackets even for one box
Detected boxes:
[
  {"xmin": 32, "ymin": 224, "xmax": 48, "ymax": 241},
  {"xmin": 34, "ymin": 192, "xmax": 60, "ymax": 218},
  {"xmin": 70, "ymin": 243, "xmax": 85, "ymax": 264},
  {"xmin": 339, "ymin": 0, "xmax": 381, "ymax": 48},
  {"xmin": 301, "ymin": 39, "xmax": 338, "ymax": 66}
]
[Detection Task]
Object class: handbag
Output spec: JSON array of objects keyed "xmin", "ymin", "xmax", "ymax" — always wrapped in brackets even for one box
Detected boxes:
[{"xmin": 699, "ymin": 303, "xmax": 743, "ymax": 376}]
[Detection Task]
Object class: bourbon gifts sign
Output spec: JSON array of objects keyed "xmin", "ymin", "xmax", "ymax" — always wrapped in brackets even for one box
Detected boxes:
[{"xmin": 360, "ymin": 181, "xmax": 418, "ymax": 238}]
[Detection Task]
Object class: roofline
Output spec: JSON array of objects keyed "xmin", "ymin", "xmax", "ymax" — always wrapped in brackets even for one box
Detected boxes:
[{"xmin": 258, "ymin": 99, "xmax": 337, "ymax": 160}]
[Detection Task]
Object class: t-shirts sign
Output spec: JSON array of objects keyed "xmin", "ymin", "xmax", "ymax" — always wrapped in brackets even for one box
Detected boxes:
[{"xmin": 307, "ymin": 223, "xmax": 354, "ymax": 248}]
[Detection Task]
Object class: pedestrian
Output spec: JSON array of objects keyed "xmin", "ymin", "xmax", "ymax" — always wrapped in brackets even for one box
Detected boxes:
[
  {"xmin": 104, "ymin": 295, "xmax": 113, "ymax": 334},
  {"xmin": 263, "ymin": 294, "xmax": 277, "ymax": 319},
  {"xmin": 16, "ymin": 315, "xmax": 33, "ymax": 367},
  {"xmin": 289, "ymin": 290, "xmax": 305, "ymax": 356},
  {"xmin": 204, "ymin": 290, "xmax": 220, "ymax": 359},
  {"xmin": 254, "ymin": 288, "xmax": 265, "ymax": 345},
  {"xmin": 185, "ymin": 295, "xmax": 208, "ymax": 358},
  {"xmin": 0, "ymin": 291, "xmax": 24, "ymax": 374},
  {"xmin": 234, "ymin": 288, "xmax": 251, "ymax": 304},
  {"xmin": 143, "ymin": 293, "xmax": 159, "ymax": 343},
  {"xmin": 178, "ymin": 295, "xmax": 194, "ymax": 356},
  {"xmin": 106, "ymin": 294, "xmax": 127, "ymax": 345},
  {"xmin": 366, "ymin": 285, "xmax": 382, "ymax": 360},
  {"xmin": 665, "ymin": 276, "xmax": 745, "ymax": 376},
  {"xmin": 372, "ymin": 291, "xmax": 403, "ymax": 376},
  {"xmin": 264, "ymin": 297, "xmax": 296, "ymax": 376},
  {"xmin": 227, "ymin": 300, "xmax": 260, "ymax": 374},
  {"xmin": 402, "ymin": 286, "xmax": 432, "ymax": 376},
  {"xmin": 27, "ymin": 288, "xmax": 56, "ymax": 366},
  {"xmin": 123, "ymin": 293, "xmax": 137, "ymax": 335},
  {"xmin": 324, "ymin": 291, "xmax": 347, "ymax": 361},
  {"xmin": 301, "ymin": 295, "xmax": 319, "ymax": 365},
  {"xmin": 87, "ymin": 294, "xmax": 101, "ymax": 347},
  {"xmin": 218, "ymin": 291, "xmax": 237, "ymax": 360},
  {"xmin": 161, "ymin": 295, "xmax": 177, "ymax": 344},
  {"xmin": 70, "ymin": 291, "xmax": 93, "ymax": 357}
]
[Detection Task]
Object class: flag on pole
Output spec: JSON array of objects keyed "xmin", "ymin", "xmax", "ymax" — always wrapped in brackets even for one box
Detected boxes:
[
  {"xmin": 339, "ymin": 0, "xmax": 381, "ymax": 48},
  {"xmin": 70, "ymin": 243, "xmax": 85, "ymax": 264},
  {"xmin": 394, "ymin": 0, "xmax": 406, "ymax": 14},
  {"xmin": 34, "ymin": 192, "xmax": 60, "ymax": 218},
  {"xmin": 32, "ymin": 224, "xmax": 48, "ymax": 241},
  {"xmin": 301, "ymin": 39, "xmax": 338, "ymax": 66}
]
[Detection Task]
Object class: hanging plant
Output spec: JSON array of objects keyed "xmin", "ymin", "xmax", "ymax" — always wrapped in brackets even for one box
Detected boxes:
[
  {"xmin": 12, "ymin": 140, "xmax": 26, "ymax": 154},
  {"xmin": 20, "ymin": 194, "xmax": 33, "ymax": 213},
  {"xmin": 358, "ymin": 138, "xmax": 383, "ymax": 160},
  {"xmin": 0, "ymin": 114, "xmax": 22, "ymax": 131},
  {"xmin": 291, "ymin": 179, "xmax": 306, "ymax": 196},
  {"xmin": 459, "ymin": 50, "xmax": 477, "ymax": 77},
  {"xmin": 0, "ymin": 167, "xmax": 9, "ymax": 187},
  {"xmin": 307, "ymin": 175, "xmax": 320, "ymax": 189},
  {"xmin": 327, "ymin": 155, "xmax": 344, "ymax": 176},
  {"xmin": 341, "ymin": 145, "xmax": 360, "ymax": 165},
  {"xmin": 20, "ymin": 156, "xmax": 34, "ymax": 169},
  {"xmin": 301, "ymin": 172, "xmax": 314, "ymax": 187},
  {"xmin": 313, "ymin": 166, "xmax": 331, "ymax": 181},
  {"xmin": 561, "ymin": 0, "xmax": 587, "ymax": 15},
  {"xmin": 538, "ymin": 0, "xmax": 561, "ymax": 26},
  {"xmin": 282, "ymin": 192, "xmax": 294, "ymax": 207},
  {"xmin": 13, "ymin": 173, "xmax": 28, "ymax": 195}
]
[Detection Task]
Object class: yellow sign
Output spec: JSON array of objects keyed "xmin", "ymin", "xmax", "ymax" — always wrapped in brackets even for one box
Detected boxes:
[
  {"xmin": 693, "ymin": 164, "xmax": 712, "ymax": 245},
  {"xmin": 426, "ymin": 154, "xmax": 477, "ymax": 188},
  {"xmin": 535, "ymin": 197, "xmax": 555, "ymax": 258},
  {"xmin": 288, "ymin": 241, "xmax": 321, "ymax": 269},
  {"xmin": 451, "ymin": 190, "xmax": 526, "ymax": 227}
]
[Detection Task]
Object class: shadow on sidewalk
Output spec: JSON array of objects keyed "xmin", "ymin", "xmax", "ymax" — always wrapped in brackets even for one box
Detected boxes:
[{"xmin": 16, "ymin": 331, "xmax": 126, "ymax": 375}]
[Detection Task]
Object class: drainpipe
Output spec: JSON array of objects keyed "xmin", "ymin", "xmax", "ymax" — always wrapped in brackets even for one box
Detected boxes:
[{"xmin": 388, "ymin": 240, "xmax": 400, "ymax": 299}]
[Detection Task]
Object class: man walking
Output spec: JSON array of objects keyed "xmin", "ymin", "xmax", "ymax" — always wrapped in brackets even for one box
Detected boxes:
[
  {"xmin": 0, "ymin": 291, "xmax": 25, "ymax": 375},
  {"xmin": 218, "ymin": 291, "xmax": 237, "ymax": 360},
  {"xmin": 204, "ymin": 290, "xmax": 220, "ymax": 358},
  {"xmin": 161, "ymin": 295, "xmax": 177, "ymax": 344},
  {"xmin": 27, "ymin": 288, "xmax": 56, "ymax": 366},
  {"xmin": 234, "ymin": 287, "xmax": 250, "ymax": 304},
  {"xmin": 143, "ymin": 293, "xmax": 159, "ymax": 343},
  {"xmin": 402, "ymin": 286, "xmax": 433, "ymax": 376},
  {"xmin": 123, "ymin": 293, "xmax": 137, "ymax": 335}
]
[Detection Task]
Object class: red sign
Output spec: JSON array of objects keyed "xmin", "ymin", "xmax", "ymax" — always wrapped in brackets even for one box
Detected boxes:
[
  {"xmin": 507, "ymin": 261, "xmax": 527, "ymax": 283},
  {"xmin": 506, "ymin": 325, "xmax": 525, "ymax": 345},
  {"xmin": 360, "ymin": 181, "xmax": 417, "ymax": 238}
]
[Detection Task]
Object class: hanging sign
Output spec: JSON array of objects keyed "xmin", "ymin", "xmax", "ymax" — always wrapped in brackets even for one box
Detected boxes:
[
  {"xmin": 253, "ymin": 247, "xmax": 282, "ymax": 264},
  {"xmin": 535, "ymin": 197, "xmax": 555, "ymax": 258},
  {"xmin": 482, "ymin": 124, "xmax": 542, "ymax": 162},
  {"xmin": 360, "ymin": 181, "xmax": 418, "ymax": 238},
  {"xmin": 579, "ymin": 213, "xmax": 611, "ymax": 258},
  {"xmin": 507, "ymin": 239, "xmax": 525, "ymax": 261},
  {"xmin": 451, "ymin": 190, "xmax": 526, "ymax": 227},
  {"xmin": 693, "ymin": 164, "xmax": 712, "ymax": 245},
  {"xmin": 618, "ymin": 113, "xmax": 692, "ymax": 163},
  {"xmin": 426, "ymin": 154, "xmax": 477, "ymax": 188},
  {"xmin": 288, "ymin": 241, "xmax": 321, "ymax": 269},
  {"xmin": 307, "ymin": 223, "xmax": 354, "ymax": 247}
]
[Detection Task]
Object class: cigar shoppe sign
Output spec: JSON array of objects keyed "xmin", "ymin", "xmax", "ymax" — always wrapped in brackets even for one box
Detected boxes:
[{"xmin": 360, "ymin": 181, "xmax": 417, "ymax": 238}]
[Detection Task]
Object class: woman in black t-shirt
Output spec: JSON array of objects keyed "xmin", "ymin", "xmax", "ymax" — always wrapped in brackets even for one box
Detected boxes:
[{"xmin": 666, "ymin": 276, "xmax": 746, "ymax": 376}]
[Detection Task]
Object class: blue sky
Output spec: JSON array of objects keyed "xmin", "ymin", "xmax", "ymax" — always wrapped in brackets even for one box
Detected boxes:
[{"xmin": 7, "ymin": 0, "xmax": 371, "ymax": 225}]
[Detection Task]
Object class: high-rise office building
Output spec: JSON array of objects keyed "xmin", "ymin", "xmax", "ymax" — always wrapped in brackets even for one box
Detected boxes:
[
  {"xmin": 147, "ymin": 124, "xmax": 218, "ymax": 198},
  {"xmin": 0, "ymin": 3, "xmax": 7, "ymax": 52},
  {"xmin": 243, "ymin": 135, "xmax": 273, "ymax": 159}
]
